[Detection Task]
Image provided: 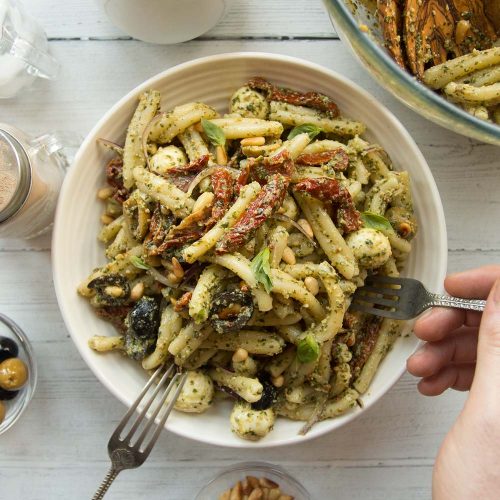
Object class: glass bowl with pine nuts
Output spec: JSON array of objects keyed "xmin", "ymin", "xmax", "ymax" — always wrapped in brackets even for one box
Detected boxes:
[{"xmin": 195, "ymin": 462, "xmax": 310, "ymax": 500}]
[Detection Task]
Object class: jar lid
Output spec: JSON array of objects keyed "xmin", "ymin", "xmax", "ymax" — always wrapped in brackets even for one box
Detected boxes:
[{"xmin": 0, "ymin": 128, "xmax": 31, "ymax": 223}]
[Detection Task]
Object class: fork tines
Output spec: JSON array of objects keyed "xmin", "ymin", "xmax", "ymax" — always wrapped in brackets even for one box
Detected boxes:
[
  {"xmin": 350, "ymin": 275, "xmax": 405, "ymax": 319},
  {"xmin": 109, "ymin": 364, "xmax": 187, "ymax": 460}
]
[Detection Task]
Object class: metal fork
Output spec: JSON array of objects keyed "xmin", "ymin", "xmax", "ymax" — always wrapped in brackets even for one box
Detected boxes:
[
  {"xmin": 350, "ymin": 275, "xmax": 486, "ymax": 320},
  {"xmin": 92, "ymin": 364, "xmax": 188, "ymax": 500}
]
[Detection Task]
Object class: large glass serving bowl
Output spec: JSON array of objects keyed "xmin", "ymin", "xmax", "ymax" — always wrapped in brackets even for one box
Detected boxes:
[{"xmin": 323, "ymin": 0, "xmax": 500, "ymax": 146}]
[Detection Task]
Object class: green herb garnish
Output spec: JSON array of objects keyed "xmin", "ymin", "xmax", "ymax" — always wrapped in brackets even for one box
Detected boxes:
[
  {"xmin": 251, "ymin": 247, "xmax": 273, "ymax": 293},
  {"xmin": 201, "ymin": 118, "xmax": 226, "ymax": 147},
  {"xmin": 288, "ymin": 123, "xmax": 322, "ymax": 140},
  {"xmin": 130, "ymin": 255, "xmax": 150, "ymax": 270},
  {"xmin": 360, "ymin": 212, "xmax": 393, "ymax": 232},
  {"xmin": 297, "ymin": 334, "xmax": 320, "ymax": 363}
]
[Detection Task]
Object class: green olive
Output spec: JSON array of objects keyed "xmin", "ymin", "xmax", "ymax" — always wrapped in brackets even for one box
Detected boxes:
[
  {"xmin": 0, "ymin": 358, "xmax": 28, "ymax": 391},
  {"xmin": 0, "ymin": 401, "xmax": 5, "ymax": 424}
]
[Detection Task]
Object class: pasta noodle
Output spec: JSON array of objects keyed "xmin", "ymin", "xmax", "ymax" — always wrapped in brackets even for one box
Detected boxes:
[{"xmin": 81, "ymin": 78, "xmax": 417, "ymax": 440}]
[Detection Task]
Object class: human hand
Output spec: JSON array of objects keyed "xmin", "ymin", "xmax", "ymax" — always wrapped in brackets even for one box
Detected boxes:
[{"xmin": 407, "ymin": 265, "xmax": 500, "ymax": 499}]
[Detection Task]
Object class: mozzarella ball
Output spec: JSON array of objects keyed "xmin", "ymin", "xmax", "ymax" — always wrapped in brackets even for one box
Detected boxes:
[
  {"xmin": 346, "ymin": 227, "xmax": 392, "ymax": 268},
  {"xmin": 149, "ymin": 146, "xmax": 187, "ymax": 176},
  {"xmin": 230, "ymin": 401, "xmax": 275, "ymax": 441},
  {"xmin": 229, "ymin": 86, "xmax": 269, "ymax": 119},
  {"xmin": 174, "ymin": 371, "xmax": 214, "ymax": 413}
]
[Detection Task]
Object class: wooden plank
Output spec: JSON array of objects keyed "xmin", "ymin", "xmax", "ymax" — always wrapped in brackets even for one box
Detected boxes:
[
  {"xmin": 21, "ymin": 0, "xmax": 337, "ymax": 39},
  {"xmin": 1, "ymin": 39, "xmax": 498, "ymax": 253}
]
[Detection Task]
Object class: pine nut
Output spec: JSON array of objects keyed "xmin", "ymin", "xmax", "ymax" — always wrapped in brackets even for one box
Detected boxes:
[
  {"xmin": 232, "ymin": 348, "xmax": 249, "ymax": 363},
  {"xmin": 281, "ymin": 246, "xmax": 296, "ymax": 265},
  {"xmin": 193, "ymin": 191, "xmax": 215, "ymax": 213},
  {"xmin": 100, "ymin": 214, "xmax": 114, "ymax": 225},
  {"xmin": 248, "ymin": 489, "xmax": 263, "ymax": 500},
  {"xmin": 247, "ymin": 477, "xmax": 260, "ymax": 489},
  {"xmin": 304, "ymin": 277, "xmax": 319, "ymax": 295},
  {"xmin": 220, "ymin": 490, "xmax": 231, "ymax": 500},
  {"xmin": 97, "ymin": 187, "xmax": 115, "ymax": 200},
  {"xmin": 171, "ymin": 257, "xmax": 185, "ymax": 279},
  {"xmin": 230, "ymin": 481, "xmax": 242, "ymax": 500},
  {"xmin": 455, "ymin": 20, "xmax": 471, "ymax": 45},
  {"xmin": 241, "ymin": 136, "xmax": 265, "ymax": 147},
  {"xmin": 194, "ymin": 122, "xmax": 204, "ymax": 133},
  {"xmin": 216, "ymin": 145, "xmax": 228, "ymax": 165},
  {"xmin": 259, "ymin": 478, "xmax": 278, "ymax": 489},
  {"xmin": 241, "ymin": 478, "xmax": 252, "ymax": 495},
  {"xmin": 297, "ymin": 218, "xmax": 314, "ymax": 238},
  {"xmin": 130, "ymin": 282, "xmax": 144, "ymax": 301},
  {"xmin": 271, "ymin": 375, "xmax": 284, "ymax": 388},
  {"xmin": 147, "ymin": 255, "xmax": 162, "ymax": 267},
  {"xmin": 268, "ymin": 489, "xmax": 281, "ymax": 500},
  {"xmin": 167, "ymin": 272, "xmax": 180, "ymax": 283},
  {"xmin": 104, "ymin": 286, "xmax": 125, "ymax": 298}
]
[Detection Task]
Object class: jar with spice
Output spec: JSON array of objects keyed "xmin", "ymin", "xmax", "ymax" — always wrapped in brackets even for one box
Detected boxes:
[{"xmin": 0, "ymin": 123, "xmax": 68, "ymax": 239}]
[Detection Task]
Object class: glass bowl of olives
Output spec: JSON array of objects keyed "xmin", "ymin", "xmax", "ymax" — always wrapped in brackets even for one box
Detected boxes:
[{"xmin": 0, "ymin": 313, "xmax": 37, "ymax": 435}]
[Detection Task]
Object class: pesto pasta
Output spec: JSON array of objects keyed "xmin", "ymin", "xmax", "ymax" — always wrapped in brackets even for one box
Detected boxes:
[{"xmin": 80, "ymin": 78, "xmax": 417, "ymax": 440}]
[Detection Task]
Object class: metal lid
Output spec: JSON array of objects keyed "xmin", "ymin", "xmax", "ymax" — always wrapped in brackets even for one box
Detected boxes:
[{"xmin": 0, "ymin": 128, "xmax": 31, "ymax": 223}]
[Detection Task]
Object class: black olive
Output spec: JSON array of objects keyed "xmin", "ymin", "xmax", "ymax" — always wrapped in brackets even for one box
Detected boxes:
[
  {"xmin": 209, "ymin": 290, "xmax": 254, "ymax": 334},
  {"xmin": 0, "ymin": 336, "xmax": 18, "ymax": 363},
  {"xmin": 251, "ymin": 379, "xmax": 278, "ymax": 411},
  {"xmin": 88, "ymin": 274, "xmax": 130, "ymax": 306},
  {"xmin": 0, "ymin": 387, "xmax": 19, "ymax": 401},
  {"xmin": 128, "ymin": 297, "xmax": 160, "ymax": 338}
]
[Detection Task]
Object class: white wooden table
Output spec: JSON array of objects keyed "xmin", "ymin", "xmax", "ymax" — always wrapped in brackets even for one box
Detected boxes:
[{"xmin": 1, "ymin": 1, "xmax": 499, "ymax": 498}]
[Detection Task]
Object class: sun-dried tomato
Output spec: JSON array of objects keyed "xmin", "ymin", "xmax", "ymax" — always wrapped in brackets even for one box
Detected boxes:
[
  {"xmin": 95, "ymin": 305, "xmax": 132, "ymax": 334},
  {"xmin": 106, "ymin": 157, "xmax": 129, "ymax": 203},
  {"xmin": 167, "ymin": 155, "xmax": 210, "ymax": 175},
  {"xmin": 349, "ymin": 317, "xmax": 382, "ymax": 375},
  {"xmin": 174, "ymin": 291, "xmax": 192, "ymax": 312},
  {"xmin": 215, "ymin": 174, "xmax": 290, "ymax": 254},
  {"xmin": 293, "ymin": 177, "xmax": 361, "ymax": 233},
  {"xmin": 247, "ymin": 77, "xmax": 339, "ymax": 118},
  {"xmin": 247, "ymin": 150, "xmax": 295, "ymax": 185},
  {"xmin": 166, "ymin": 154, "xmax": 210, "ymax": 192},
  {"xmin": 210, "ymin": 168, "xmax": 235, "ymax": 222},
  {"xmin": 296, "ymin": 148, "xmax": 349, "ymax": 171}
]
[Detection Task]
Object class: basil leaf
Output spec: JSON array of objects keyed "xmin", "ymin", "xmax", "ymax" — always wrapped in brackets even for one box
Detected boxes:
[
  {"xmin": 251, "ymin": 247, "xmax": 273, "ymax": 293},
  {"xmin": 360, "ymin": 212, "xmax": 393, "ymax": 232},
  {"xmin": 287, "ymin": 124, "xmax": 322, "ymax": 140},
  {"xmin": 130, "ymin": 255, "xmax": 150, "ymax": 270},
  {"xmin": 201, "ymin": 118, "xmax": 226, "ymax": 147},
  {"xmin": 297, "ymin": 334, "xmax": 320, "ymax": 363}
]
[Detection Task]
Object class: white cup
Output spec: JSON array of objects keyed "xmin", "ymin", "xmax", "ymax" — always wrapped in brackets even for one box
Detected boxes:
[{"xmin": 96, "ymin": 0, "xmax": 234, "ymax": 44}]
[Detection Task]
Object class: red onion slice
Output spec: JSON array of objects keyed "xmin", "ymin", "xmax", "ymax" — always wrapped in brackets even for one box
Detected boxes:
[{"xmin": 272, "ymin": 213, "xmax": 317, "ymax": 247}]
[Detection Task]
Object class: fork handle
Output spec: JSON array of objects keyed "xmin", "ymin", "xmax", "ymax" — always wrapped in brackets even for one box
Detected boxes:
[
  {"xmin": 92, "ymin": 467, "xmax": 120, "ymax": 500},
  {"xmin": 427, "ymin": 293, "xmax": 486, "ymax": 312}
]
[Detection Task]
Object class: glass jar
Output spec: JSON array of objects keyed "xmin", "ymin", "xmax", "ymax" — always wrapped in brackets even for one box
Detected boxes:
[
  {"xmin": 0, "ymin": 123, "xmax": 67, "ymax": 239},
  {"xmin": 0, "ymin": 0, "xmax": 59, "ymax": 98}
]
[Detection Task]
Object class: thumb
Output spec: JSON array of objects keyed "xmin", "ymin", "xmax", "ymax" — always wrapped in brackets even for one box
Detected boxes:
[{"xmin": 469, "ymin": 278, "xmax": 500, "ymax": 402}]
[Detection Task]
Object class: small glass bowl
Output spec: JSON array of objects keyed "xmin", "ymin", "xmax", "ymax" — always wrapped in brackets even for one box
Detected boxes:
[
  {"xmin": 195, "ymin": 461, "xmax": 311, "ymax": 500},
  {"xmin": 0, "ymin": 313, "xmax": 37, "ymax": 435}
]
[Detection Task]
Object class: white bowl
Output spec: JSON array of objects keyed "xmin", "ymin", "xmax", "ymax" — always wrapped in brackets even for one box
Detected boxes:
[{"xmin": 52, "ymin": 52, "xmax": 447, "ymax": 448}]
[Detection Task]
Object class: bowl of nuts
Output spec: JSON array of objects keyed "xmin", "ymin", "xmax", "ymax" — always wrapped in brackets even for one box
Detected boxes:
[
  {"xmin": 195, "ymin": 461, "xmax": 310, "ymax": 500},
  {"xmin": 0, "ymin": 313, "xmax": 37, "ymax": 435}
]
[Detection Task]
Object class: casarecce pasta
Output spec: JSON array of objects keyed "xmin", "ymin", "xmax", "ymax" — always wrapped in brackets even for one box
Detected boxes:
[{"xmin": 80, "ymin": 78, "xmax": 418, "ymax": 440}]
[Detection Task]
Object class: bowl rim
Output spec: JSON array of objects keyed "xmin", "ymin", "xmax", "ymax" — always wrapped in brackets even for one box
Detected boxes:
[
  {"xmin": 0, "ymin": 312, "xmax": 38, "ymax": 435},
  {"xmin": 52, "ymin": 51, "xmax": 447, "ymax": 448},
  {"xmin": 323, "ymin": 0, "xmax": 500, "ymax": 145},
  {"xmin": 194, "ymin": 461, "xmax": 311, "ymax": 499}
]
